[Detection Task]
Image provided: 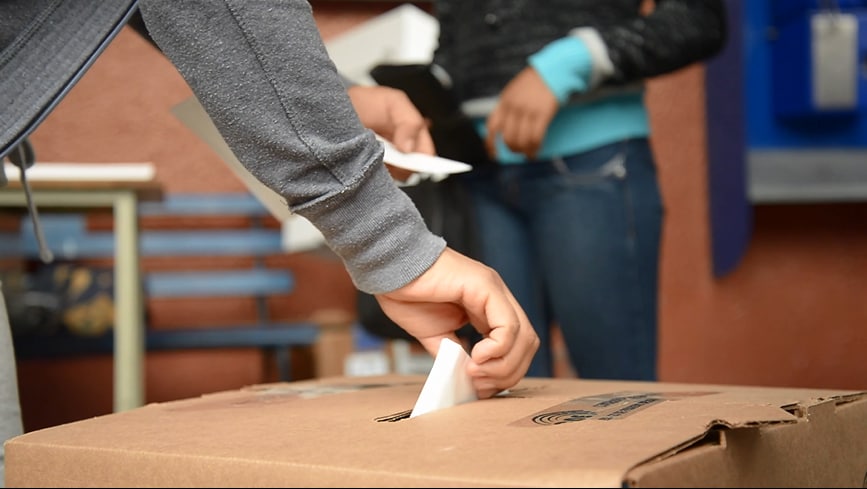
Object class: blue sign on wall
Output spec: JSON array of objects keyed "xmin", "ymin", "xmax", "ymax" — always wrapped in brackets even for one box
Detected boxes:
[{"xmin": 706, "ymin": 0, "xmax": 867, "ymax": 277}]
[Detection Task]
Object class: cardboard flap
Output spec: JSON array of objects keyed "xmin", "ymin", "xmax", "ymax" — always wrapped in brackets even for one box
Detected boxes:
[{"xmin": 624, "ymin": 391, "xmax": 867, "ymax": 487}]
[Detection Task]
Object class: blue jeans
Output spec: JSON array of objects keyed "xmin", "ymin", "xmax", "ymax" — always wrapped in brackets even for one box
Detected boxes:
[{"xmin": 457, "ymin": 138, "xmax": 663, "ymax": 380}]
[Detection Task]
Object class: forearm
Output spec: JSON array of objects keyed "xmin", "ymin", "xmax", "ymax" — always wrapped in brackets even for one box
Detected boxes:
[{"xmin": 138, "ymin": 0, "xmax": 445, "ymax": 293}]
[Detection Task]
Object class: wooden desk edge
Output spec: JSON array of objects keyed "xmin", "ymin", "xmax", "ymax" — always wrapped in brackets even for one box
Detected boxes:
[{"xmin": 1, "ymin": 180, "xmax": 164, "ymax": 202}]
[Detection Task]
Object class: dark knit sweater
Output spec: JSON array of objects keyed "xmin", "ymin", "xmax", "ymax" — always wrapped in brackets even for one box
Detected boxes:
[{"xmin": 431, "ymin": 0, "xmax": 727, "ymax": 104}]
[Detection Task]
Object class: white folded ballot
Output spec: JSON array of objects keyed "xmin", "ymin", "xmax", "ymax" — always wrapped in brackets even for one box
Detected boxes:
[
  {"xmin": 410, "ymin": 337, "xmax": 478, "ymax": 418},
  {"xmin": 376, "ymin": 135, "xmax": 472, "ymax": 187}
]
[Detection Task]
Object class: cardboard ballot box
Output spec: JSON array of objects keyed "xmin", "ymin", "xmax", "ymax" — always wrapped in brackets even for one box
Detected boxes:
[{"xmin": 5, "ymin": 375, "xmax": 866, "ymax": 487}]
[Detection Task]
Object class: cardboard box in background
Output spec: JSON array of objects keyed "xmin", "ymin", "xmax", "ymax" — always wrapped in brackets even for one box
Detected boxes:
[{"xmin": 5, "ymin": 375, "xmax": 866, "ymax": 487}]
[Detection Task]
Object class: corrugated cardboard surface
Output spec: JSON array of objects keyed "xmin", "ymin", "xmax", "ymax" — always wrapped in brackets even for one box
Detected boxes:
[{"xmin": 5, "ymin": 375, "xmax": 866, "ymax": 487}]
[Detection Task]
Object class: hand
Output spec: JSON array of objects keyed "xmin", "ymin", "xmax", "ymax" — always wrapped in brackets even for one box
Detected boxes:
[
  {"xmin": 375, "ymin": 247, "xmax": 541, "ymax": 398},
  {"xmin": 347, "ymin": 84, "xmax": 435, "ymax": 182},
  {"xmin": 485, "ymin": 66, "xmax": 559, "ymax": 160}
]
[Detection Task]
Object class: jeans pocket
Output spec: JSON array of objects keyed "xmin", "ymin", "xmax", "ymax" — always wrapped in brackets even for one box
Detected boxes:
[
  {"xmin": 552, "ymin": 144, "xmax": 628, "ymax": 186},
  {"xmin": 552, "ymin": 142, "xmax": 640, "ymax": 242}
]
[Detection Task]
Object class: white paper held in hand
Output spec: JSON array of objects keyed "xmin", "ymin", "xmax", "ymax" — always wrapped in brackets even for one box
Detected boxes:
[
  {"xmin": 376, "ymin": 135, "xmax": 473, "ymax": 177},
  {"xmin": 410, "ymin": 337, "xmax": 478, "ymax": 418}
]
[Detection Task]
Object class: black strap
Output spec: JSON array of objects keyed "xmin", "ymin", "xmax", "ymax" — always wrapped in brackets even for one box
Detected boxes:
[{"xmin": 7, "ymin": 138, "xmax": 53, "ymax": 264}]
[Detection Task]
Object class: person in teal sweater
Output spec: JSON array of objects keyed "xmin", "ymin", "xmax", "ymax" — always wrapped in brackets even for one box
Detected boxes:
[{"xmin": 430, "ymin": 0, "xmax": 727, "ymax": 378}]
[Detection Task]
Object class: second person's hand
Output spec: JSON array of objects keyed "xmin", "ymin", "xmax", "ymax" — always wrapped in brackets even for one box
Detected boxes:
[
  {"xmin": 347, "ymin": 84, "xmax": 435, "ymax": 182},
  {"xmin": 485, "ymin": 66, "xmax": 559, "ymax": 160}
]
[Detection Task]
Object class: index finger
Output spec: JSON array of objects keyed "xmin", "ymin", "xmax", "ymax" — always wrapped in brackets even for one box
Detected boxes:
[{"xmin": 467, "ymin": 285, "xmax": 522, "ymax": 364}]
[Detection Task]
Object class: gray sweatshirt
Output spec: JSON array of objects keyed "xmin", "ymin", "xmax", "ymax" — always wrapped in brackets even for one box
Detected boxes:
[{"xmin": 138, "ymin": 0, "xmax": 445, "ymax": 294}]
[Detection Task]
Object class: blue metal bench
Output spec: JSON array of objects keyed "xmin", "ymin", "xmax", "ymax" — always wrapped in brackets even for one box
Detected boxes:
[{"xmin": 2, "ymin": 192, "xmax": 321, "ymax": 381}]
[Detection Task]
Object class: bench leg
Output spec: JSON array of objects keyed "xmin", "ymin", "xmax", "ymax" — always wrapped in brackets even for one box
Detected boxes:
[
  {"xmin": 271, "ymin": 347, "xmax": 292, "ymax": 381},
  {"xmin": 311, "ymin": 310, "xmax": 354, "ymax": 379}
]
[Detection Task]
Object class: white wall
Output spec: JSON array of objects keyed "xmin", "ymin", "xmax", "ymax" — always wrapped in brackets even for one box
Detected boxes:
[{"xmin": 324, "ymin": 3, "xmax": 438, "ymax": 85}]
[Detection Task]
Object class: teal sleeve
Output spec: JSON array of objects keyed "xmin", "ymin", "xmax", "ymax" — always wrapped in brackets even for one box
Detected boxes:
[{"xmin": 527, "ymin": 36, "xmax": 593, "ymax": 104}]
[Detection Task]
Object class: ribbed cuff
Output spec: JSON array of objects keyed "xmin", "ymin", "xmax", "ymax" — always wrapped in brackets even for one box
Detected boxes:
[{"xmin": 293, "ymin": 161, "xmax": 446, "ymax": 294}]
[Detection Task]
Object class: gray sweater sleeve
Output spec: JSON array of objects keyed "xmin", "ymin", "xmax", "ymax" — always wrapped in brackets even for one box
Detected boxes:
[{"xmin": 137, "ymin": 0, "xmax": 446, "ymax": 294}]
